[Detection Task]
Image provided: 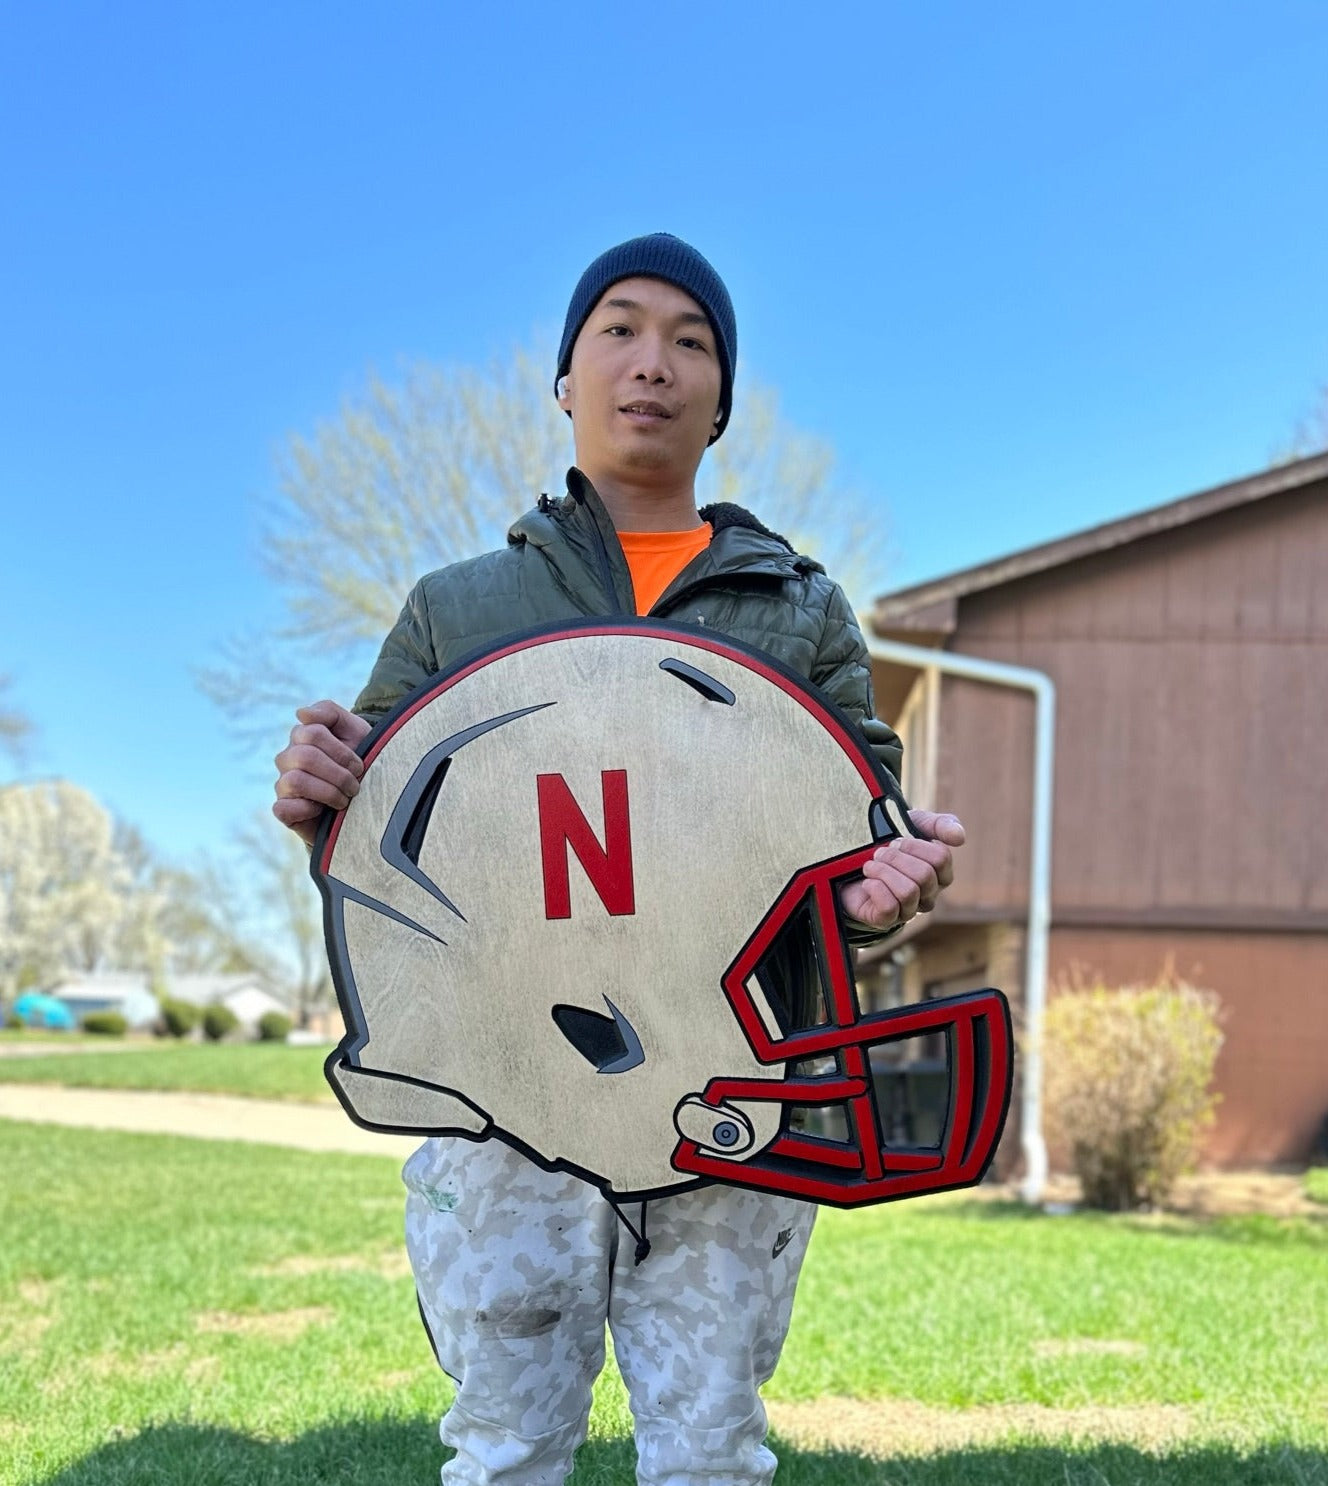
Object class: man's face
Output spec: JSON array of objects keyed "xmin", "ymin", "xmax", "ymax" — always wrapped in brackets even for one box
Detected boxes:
[{"xmin": 558, "ymin": 276, "xmax": 724, "ymax": 484}]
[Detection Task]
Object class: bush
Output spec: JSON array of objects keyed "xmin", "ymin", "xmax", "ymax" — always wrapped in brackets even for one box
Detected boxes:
[
  {"xmin": 81, "ymin": 1011, "xmax": 128, "ymax": 1037},
  {"xmin": 1043, "ymin": 974, "xmax": 1223, "ymax": 1211},
  {"xmin": 159, "ymin": 998, "xmax": 200, "ymax": 1038},
  {"xmin": 3, "ymin": 1007, "xmax": 22, "ymax": 1030},
  {"xmin": 256, "ymin": 1010, "xmax": 293, "ymax": 1042},
  {"xmin": 201, "ymin": 1003, "xmax": 240, "ymax": 1042}
]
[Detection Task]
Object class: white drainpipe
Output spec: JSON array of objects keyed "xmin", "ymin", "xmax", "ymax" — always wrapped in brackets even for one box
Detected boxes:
[{"xmin": 863, "ymin": 635, "xmax": 1056, "ymax": 1205}]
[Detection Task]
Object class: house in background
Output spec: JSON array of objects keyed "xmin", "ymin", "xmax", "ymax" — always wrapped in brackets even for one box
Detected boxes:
[
  {"xmin": 47, "ymin": 971, "xmax": 158, "ymax": 1030},
  {"xmin": 165, "ymin": 973, "xmax": 291, "ymax": 1035},
  {"xmin": 300, "ymin": 1004, "xmax": 344, "ymax": 1042},
  {"xmin": 864, "ymin": 450, "xmax": 1328, "ymax": 1169},
  {"xmin": 31, "ymin": 971, "xmax": 293, "ymax": 1037}
]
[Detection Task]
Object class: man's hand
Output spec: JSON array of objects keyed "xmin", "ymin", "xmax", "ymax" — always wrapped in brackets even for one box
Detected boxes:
[
  {"xmin": 273, "ymin": 700, "xmax": 372, "ymax": 846},
  {"xmin": 837, "ymin": 809, "xmax": 966, "ymax": 932}
]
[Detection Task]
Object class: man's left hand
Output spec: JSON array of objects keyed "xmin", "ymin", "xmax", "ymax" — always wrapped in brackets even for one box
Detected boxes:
[{"xmin": 837, "ymin": 810, "xmax": 965, "ymax": 931}]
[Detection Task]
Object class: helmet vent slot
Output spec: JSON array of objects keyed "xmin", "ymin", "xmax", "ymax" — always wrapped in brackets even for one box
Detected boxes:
[
  {"xmin": 658, "ymin": 658, "xmax": 736, "ymax": 705},
  {"xmin": 401, "ymin": 757, "xmax": 452, "ymax": 867}
]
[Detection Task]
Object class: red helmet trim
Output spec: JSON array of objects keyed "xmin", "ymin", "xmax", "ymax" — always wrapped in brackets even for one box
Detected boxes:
[
  {"xmin": 671, "ymin": 982, "xmax": 1011, "ymax": 1205},
  {"xmin": 320, "ymin": 621, "xmax": 884, "ymax": 875},
  {"xmin": 671, "ymin": 839, "xmax": 1013, "ymax": 1206}
]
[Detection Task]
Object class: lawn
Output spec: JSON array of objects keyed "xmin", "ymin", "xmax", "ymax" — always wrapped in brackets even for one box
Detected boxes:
[
  {"xmin": 0, "ymin": 1043, "xmax": 333, "ymax": 1102},
  {"xmin": 1, "ymin": 1121, "xmax": 1325, "ymax": 1484}
]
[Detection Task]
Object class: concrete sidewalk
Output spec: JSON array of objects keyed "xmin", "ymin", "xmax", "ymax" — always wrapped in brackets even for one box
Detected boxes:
[
  {"xmin": 0, "ymin": 1039, "xmax": 169, "ymax": 1058},
  {"xmin": 0, "ymin": 1083, "xmax": 416, "ymax": 1158}
]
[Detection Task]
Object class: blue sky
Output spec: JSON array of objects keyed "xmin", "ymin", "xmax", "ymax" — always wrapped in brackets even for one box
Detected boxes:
[{"xmin": 2, "ymin": 1, "xmax": 1326, "ymax": 867}]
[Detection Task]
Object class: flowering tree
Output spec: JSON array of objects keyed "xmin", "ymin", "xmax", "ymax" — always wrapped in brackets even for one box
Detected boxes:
[
  {"xmin": 0, "ymin": 782, "xmax": 268, "ymax": 999},
  {"xmin": 0, "ymin": 781, "xmax": 128, "ymax": 996}
]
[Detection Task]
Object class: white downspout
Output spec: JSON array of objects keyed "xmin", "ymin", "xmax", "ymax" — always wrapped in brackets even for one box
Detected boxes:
[{"xmin": 863, "ymin": 635, "xmax": 1056, "ymax": 1205}]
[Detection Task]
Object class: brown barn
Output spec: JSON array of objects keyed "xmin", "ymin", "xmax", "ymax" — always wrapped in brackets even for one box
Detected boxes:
[{"xmin": 862, "ymin": 450, "xmax": 1328, "ymax": 1176}]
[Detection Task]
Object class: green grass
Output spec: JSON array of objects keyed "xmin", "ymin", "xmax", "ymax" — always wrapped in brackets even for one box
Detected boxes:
[
  {"xmin": 0, "ymin": 1043, "xmax": 333, "ymax": 1102},
  {"xmin": 0, "ymin": 1120, "xmax": 1324, "ymax": 1485},
  {"xmin": 1307, "ymin": 1168, "xmax": 1328, "ymax": 1206},
  {"xmin": 795, "ymin": 1198, "xmax": 1328, "ymax": 1412}
]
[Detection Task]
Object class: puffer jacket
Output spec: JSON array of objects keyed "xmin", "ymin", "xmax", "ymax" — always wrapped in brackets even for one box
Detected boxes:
[
  {"xmin": 351, "ymin": 466, "xmax": 903, "ymax": 1034},
  {"xmin": 354, "ymin": 468, "xmax": 903, "ymax": 783}
]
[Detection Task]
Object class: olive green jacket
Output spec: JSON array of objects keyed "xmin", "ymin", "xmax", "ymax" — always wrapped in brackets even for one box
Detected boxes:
[
  {"xmin": 351, "ymin": 468, "xmax": 903, "ymax": 1026},
  {"xmin": 354, "ymin": 468, "xmax": 903, "ymax": 784}
]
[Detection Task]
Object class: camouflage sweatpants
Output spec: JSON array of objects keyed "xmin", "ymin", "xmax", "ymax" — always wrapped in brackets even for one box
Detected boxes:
[{"xmin": 403, "ymin": 1135, "xmax": 816, "ymax": 1486}]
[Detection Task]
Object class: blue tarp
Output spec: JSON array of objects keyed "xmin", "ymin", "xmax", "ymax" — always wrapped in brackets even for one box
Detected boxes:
[{"xmin": 12, "ymin": 993, "xmax": 78, "ymax": 1030}]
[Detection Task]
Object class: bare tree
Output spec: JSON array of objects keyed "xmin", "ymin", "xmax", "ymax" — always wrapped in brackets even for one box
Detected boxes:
[
  {"xmin": 0, "ymin": 676, "xmax": 36, "ymax": 767},
  {"xmin": 114, "ymin": 821, "xmax": 274, "ymax": 981},
  {"xmin": 233, "ymin": 813, "xmax": 334, "ymax": 1027},
  {"xmin": 700, "ymin": 382, "xmax": 891, "ymax": 605},
  {"xmin": 1278, "ymin": 382, "xmax": 1328, "ymax": 462},
  {"xmin": 199, "ymin": 344, "xmax": 573, "ymax": 745},
  {"xmin": 267, "ymin": 348, "xmax": 570, "ymax": 650},
  {"xmin": 201, "ymin": 343, "xmax": 891, "ymax": 746}
]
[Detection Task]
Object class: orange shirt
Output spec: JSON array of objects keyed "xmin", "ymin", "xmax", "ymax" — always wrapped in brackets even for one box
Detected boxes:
[{"xmin": 618, "ymin": 523, "xmax": 713, "ymax": 616}]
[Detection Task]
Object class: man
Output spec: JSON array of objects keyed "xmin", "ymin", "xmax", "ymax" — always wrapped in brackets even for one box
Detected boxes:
[{"xmin": 274, "ymin": 233, "xmax": 964, "ymax": 1485}]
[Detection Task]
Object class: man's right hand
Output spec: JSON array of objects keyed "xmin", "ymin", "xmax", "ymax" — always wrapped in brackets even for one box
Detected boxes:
[{"xmin": 273, "ymin": 700, "xmax": 372, "ymax": 846}]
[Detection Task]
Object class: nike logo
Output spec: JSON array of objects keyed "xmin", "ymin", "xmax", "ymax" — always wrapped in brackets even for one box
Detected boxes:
[{"xmin": 772, "ymin": 1227, "xmax": 795, "ymax": 1259}]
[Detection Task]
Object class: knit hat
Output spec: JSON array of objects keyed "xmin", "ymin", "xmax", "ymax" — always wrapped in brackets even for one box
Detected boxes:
[{"xmin": 555, "ymin": 233, "xmax": 737, "ymax": 440}]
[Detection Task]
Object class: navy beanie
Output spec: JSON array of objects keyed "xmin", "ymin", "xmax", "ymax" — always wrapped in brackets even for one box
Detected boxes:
[{"xmin": 555, "ymin": 233, "xmax": 737, "ymax": 440}]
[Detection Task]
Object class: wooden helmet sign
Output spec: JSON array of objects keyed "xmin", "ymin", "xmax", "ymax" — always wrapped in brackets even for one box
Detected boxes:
[{"xmin": 313, "ymin": 621, "xmax": 1011, "ymax": 1207}]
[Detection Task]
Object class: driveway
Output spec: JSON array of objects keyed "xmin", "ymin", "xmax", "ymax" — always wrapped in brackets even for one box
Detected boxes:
[
  {"xmin": 0, "ymin": 1082, "xmax": 1318, "ymax": 1217},
  {"xmin": 0, "ymin": 1039, "xmax": 166, "ymax": 1058},
  {"xmin": 0, "ymin": 1083, "xmax": 415, "ymax": 1158}
]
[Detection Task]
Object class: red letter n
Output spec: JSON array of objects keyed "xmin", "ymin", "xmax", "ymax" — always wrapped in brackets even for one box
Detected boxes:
[{"xmin": 537, "ymin": 770, "xmax": 636, "ymax": 919}]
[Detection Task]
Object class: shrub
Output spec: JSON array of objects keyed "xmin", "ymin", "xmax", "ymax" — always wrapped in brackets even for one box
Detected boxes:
[
  {"xmin": 201, "ymin": 1003, "xmax": 240, "ymax": 1042},
  {"xmin": 257, "ymin": 1011, "xmax": 293, "ymax": 1042},
  {"xmin": 1043, "ymin": 974, "xmax": 1223, "ymax": 1211},
  {"xmin": 159, "ymin": 998, "xmax": 200, "ymax": 1038},
  {"xmin": 81, "ymin": 1011, "xmax": 128, "ymax": 1037},
  {"xmin": 3, "ymin": 1007, "xmax": 21, "ymax": 1030}
]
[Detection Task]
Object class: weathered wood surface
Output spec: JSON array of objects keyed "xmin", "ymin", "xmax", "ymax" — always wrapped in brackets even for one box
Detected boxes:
[{"xmin": 317, "ymin": 625, "xmax": 890, "ymax": 1198}]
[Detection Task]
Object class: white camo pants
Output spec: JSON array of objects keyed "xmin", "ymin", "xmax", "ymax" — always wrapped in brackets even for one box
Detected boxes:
[{"xmin": 403, "ymin": 1135, "xmax": 816, "ymax": 1486}]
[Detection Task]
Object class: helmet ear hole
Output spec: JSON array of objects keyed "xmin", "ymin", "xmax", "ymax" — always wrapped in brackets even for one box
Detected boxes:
[{"xmin": 553, "ymin": 1002, "xmax": 627, "ymax": 1070}]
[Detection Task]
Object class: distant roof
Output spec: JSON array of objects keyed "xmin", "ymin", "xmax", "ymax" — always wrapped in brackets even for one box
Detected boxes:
[
  {"xmin": 871, "ymin": 449, "xmax": 1328, "ymax": 632},
  {"xmin": 166, "ymin": 973, "xmax": 270, "ymax": 1007},
  {"xmin": 48, "ymin": 971, "xmax": 150, "ymax": 1000}
]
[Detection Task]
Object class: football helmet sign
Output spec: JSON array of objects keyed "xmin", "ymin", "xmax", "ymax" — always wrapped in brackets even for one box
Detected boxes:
[{"xmin": 313, "ymin": 621, "xmax": 1011, "ymax": 1207}]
